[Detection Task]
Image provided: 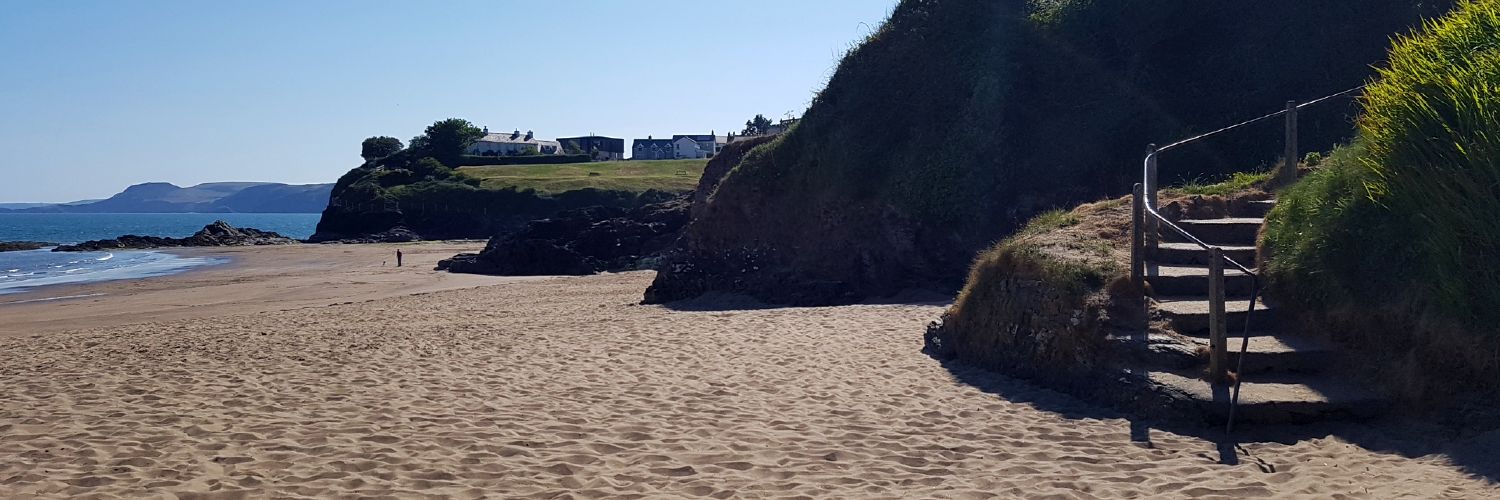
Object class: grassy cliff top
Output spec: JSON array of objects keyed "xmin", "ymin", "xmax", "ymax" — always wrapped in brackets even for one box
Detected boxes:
[{"xmin": 457, "ymin": 159, "xmax": 708, "ymax": 195}]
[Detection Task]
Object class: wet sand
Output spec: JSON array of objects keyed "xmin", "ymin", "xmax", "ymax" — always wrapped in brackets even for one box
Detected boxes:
[
  {"xmin": 0, "ymin": 242, "xmax": 514, "ymax": 337},
  {"xmin": 0, "ymin": 259, "xmax": 1496, "ymax": 497}
]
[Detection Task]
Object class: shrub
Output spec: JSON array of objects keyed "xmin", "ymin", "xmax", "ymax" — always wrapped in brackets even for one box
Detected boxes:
[{"xmin": 1262, "ymin": 0, "xmax": 1500, "ymax": 400}]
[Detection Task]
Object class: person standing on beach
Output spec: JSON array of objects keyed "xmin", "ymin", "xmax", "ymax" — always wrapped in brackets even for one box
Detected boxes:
[{"xmin": 396, "ymin": 249, "xmax": 403, "ymax": 267}]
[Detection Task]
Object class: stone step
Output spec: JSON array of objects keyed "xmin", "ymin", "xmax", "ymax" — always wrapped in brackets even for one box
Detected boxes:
[
  {"xmin": 1155, "ymin": 296, "xmax": 1276, "ymax": 335},
  {"xmin": 1162, "ymin": 217, "xmax": 1264, "ymax": 246},
  {"xmin": 1150, "ymin": 371, "xmax": 1385, "ymax": 424},
  {"xmin": 1186, "ymin": 334, "xmax": 1336, "ymax": 374},
  {"xmin": 1151, "ymin": 243, "xmax": 1257, "ymax": 267},
  {"xmin": 1244, "ymin": 199, "xmax": 1277, "ymax": 218},
  {"xmin": 1148, "ymin": 265, "xmax": 1259, "ymax": 297}
]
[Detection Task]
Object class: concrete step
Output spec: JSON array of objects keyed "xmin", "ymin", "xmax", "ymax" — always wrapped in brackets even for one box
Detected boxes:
[
  {"xmin": 1163, "ymin": 217, "xmax": 1264, "ymax": 246},
  {"xmin": 1148, "ymin": 265, "xmax": 1258, "ymax": 297},
  {"xmin": 1151, "ymin": 243, "xmax": 1257, "ymax": 267},
  {"xmin": 1150, "ymin": 371, "xmax": 1384, "ymax": 424},
  {"xmin": 1243, "ymin": 199, "xmax": 1277, "ymax": 218},
  {"xmin": 1155, "ymin": 296, "xmax": 1276, "ymax": 335},
  {"xmin": 1186, "ymin": 334, "xmax": 1337, "ymax": 374}
]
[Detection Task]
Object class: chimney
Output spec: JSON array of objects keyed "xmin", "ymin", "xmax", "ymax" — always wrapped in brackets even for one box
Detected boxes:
[
  {"xmin": 482, "ymin": 126, "xmax": 489, "ymax": 134},
  {"xmin": 512, "ymin": 129, "xmax": 520, "ymax": 139},
  {"xmin": 525, "ymin": 130, "xmax": 534, "ymax": 140}
]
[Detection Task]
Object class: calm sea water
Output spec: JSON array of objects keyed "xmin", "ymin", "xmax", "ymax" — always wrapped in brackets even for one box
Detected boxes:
[
  {"xmin": 0, "ymin": 213, "xmax": 321, "ymax": 243},
  {"xmin": 0, "ymin": 213, "xmax": 320, "ymax": 295}
]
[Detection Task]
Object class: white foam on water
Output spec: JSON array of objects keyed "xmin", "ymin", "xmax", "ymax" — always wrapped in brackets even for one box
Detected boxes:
[{"xmin": 0, "ymin": 251, "xmax": 226, "ymax": 295}]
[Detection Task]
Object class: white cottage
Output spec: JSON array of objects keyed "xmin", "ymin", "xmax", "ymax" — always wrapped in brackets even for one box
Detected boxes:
[{"xmin": 468, "ymin": 129, "xmax": 562, "ymax": 156}]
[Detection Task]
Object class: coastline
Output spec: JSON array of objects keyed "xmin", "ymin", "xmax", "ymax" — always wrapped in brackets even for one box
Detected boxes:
[{"xmin": 0, "ymin": 241, "xmax": 524, "ymax": 337}]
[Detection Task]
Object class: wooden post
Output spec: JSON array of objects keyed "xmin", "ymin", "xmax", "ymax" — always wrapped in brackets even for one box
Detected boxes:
[
  {"xmin": 1207, "ymin": 247, "xmax": 1228, "ymax": 383},
  {"xmin": 1280, "ymin": 100, "xmax": 1299, "ymax": 187},
  {"xmin": 1145, "ymin": 145, "xmax": 1160, "ymax": 276},
  {"xmin": 1131, "ymin": 183, "xmax": 1145, "ymax": 291}
]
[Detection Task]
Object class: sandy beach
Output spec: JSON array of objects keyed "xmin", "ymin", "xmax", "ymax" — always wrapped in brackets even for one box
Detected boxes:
[
  {"xmin": 0, "ymin": 242, "xmax": 511, "ymax": 337},
  {"xmin": 1, "ymin": 251, "xmax": 1497, "ymax": 498}
]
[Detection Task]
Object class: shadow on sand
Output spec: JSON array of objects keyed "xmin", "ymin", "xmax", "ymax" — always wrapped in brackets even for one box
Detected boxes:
[{"xmin": 935, "ymin": 355, "xmax": 1500, "ymax": 482}]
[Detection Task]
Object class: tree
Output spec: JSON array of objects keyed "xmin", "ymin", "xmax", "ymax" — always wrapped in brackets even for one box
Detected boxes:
[
  {"xmin": 360, "ymin": 136, "xmax": 403, "ymax": 161},
  {"xmin": 742, "ymin": 114, "xmax": 773, "ymax": 135},
  {"xmin": 411, "ymin": 118, "xmax": 483, "ymax": 166}
]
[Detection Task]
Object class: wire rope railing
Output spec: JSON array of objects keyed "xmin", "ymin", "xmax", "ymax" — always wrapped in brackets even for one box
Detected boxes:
[{"xmin": 1130, "ymin": 86, "xmax": 1365, "ymax": 432}]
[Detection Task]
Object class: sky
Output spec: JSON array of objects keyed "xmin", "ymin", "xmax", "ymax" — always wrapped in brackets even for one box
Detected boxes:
[{"xmin": 0, "ymin": 0, "xmax": 896, "ymax": 203}]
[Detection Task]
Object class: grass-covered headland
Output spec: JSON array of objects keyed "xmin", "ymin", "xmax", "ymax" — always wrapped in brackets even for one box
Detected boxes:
[
  {"xmin": 1262, "ymin": 1, "xmax": 1500, "ymax": 402},
  {"xmin": 647, "ymin": 0, "xmax": 1446, "ymax": 306},
  {"xmin": 312, "ymin": 119, "xmax": 694, "ymax": 242}
]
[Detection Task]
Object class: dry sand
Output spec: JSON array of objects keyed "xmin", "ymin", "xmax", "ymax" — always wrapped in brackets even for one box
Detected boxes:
[{"xmin": 1, "ymin": 262, "xmax": 1497, "ymax": 498}]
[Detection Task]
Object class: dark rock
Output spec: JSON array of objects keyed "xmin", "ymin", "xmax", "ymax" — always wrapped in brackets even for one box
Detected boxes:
[
  {"xmin": 315, "ymin": 226, "xmax": 423, "ymax": 244},
  {"xmin": 438, "ymin": 195, "xmax": 691, "ymax": 276},
  {"xmin": 0, "ymin": 241, "xmax": 54, "ymax": 252},
  {"xmin": 53, "ymin": 221, "xmax": 296, "ymax": 252}
]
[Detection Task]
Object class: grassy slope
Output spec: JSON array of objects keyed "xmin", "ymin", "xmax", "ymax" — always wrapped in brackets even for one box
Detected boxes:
[
  {"xmin": 1262, "ymin": 0, "xmax": 1500, "ymax": 402},
  {"xmin": 663, "ymin": 0, "xmax": 1443, "ymax": 303},
  {"xmin": 457, "ymin": 159, "xmax": 708, "ymax": 195}
]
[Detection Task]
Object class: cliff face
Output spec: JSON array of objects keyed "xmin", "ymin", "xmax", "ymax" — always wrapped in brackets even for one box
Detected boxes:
[{"xmin": 645, "ymin": 0, "xmax": 1448, "ymax": 306}]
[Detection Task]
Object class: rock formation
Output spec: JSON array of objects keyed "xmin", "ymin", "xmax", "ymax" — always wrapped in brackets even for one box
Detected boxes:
[{"xmin": 53, "ymin": 221, "xmax": 297, "ymax": 252}]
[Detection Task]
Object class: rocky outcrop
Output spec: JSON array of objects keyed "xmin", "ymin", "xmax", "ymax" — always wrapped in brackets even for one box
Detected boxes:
[
  {"xmin": 315, "ymin": 227, "xmax": 422, "ymax": 244},
  {"xmin": 53, "ymin": 221, "xmax": 296, "ymax": 252},
  {"xmin": 438, "ymin": 196, "xmax": 690, "ymax": 276},
  {"xmin": 0, "ymin": 241, "xmax": 53, "ymax": 252}
]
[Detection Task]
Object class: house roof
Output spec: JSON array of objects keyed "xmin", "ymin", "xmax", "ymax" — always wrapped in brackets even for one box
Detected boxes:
[{"xmin": 476, "ymin": 131, "xmax": 547, "ymax": 145}]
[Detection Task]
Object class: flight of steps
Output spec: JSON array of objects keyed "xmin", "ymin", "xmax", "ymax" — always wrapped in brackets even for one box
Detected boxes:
[{"xmin": 1145, "ymin": 199, "xmax": 1384, "ymax": 424}]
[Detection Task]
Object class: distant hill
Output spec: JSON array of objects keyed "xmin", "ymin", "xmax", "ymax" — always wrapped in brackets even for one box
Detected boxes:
[{"xmin": 2, "ymin": 182, "xmax": 333, "ymax": 213}]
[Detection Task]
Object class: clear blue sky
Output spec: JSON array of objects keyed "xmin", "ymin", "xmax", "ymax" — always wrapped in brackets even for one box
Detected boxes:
[{"xmin": 0, "ymin": 0, "xmax": 895, "ymax": 203}]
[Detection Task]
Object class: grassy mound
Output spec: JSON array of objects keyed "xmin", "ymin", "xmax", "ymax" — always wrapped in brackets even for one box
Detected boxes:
[
  {"xmin": 1262, "ymin": 0, "xmax": 1500, "ymax": 401},
  {"xmin": 650, "ymin": 0, "xmax": 1446, "ymax": 305},
  {"xmin": 458, "ymin": 159, "xmax": 708, "ymax": 195},
  {"xmin": 933, "ymin": 197, "xmax": 1142, "ymax": 382}
]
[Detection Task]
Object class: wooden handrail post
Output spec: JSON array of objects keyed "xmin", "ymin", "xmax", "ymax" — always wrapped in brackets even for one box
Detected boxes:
[
  {"xmin": 1207, "ymin": 247, "xmax": 1228, "ymax": 383},
  {"xmin": 1280, "ymin": 100, "xmax": 1299, "ymax": 187},
  {"xmin": 1145, "ymin": 145, "xmax": 1160, "ymax": 276},
  {"xmin": 1131, "ymin": 183, "xmax": 1145, "ymax": 291}
]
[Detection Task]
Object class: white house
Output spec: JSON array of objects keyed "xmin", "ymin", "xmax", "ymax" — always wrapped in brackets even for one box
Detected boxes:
[
  {"xmin": 669, "ymin": 133, "xmax": 728, "ymax": 159},
  {"xmin": 468, "ymin": 128, "xmax": 562, "ymax": 156}
]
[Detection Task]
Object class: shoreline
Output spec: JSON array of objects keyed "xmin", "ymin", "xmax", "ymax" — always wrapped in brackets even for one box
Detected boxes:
[{"xmin": 0, "ymin": 241, "xmax": 523, "ymax": 337}]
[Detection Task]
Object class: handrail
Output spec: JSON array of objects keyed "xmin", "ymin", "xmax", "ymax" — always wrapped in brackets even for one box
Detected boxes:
[{"xmin": 1135, "ymin": 85, "xmax": 1365, "ymax": 433}]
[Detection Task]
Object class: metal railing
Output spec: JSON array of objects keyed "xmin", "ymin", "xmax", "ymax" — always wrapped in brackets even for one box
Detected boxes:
[{"xmin": 1130, "ymin": 86, "xmax": 1364, "ymax": 432}]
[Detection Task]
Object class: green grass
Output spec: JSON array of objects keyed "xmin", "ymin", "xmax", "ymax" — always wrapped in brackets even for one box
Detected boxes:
[
  {"xmin": 1171, "ymin": 171, "xmax": 1272, "ymax": 197},
  {"xmin": 1262, "ymin": 0, "xmax": 1500, "ymax": 401},
  {"xmin": 456, "ymin": 159, "xmax": 708, "ymax": 195}
]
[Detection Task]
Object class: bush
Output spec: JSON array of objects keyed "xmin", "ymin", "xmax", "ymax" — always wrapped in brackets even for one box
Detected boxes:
[{"xmin": 1262, "ymin": 0, "xmax": 1500, "ymax": 400}]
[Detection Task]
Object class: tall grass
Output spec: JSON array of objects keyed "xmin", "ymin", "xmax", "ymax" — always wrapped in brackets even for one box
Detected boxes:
[{"xmin": 1262, "ymin": 0, "xmax": 1500, "ymax": 399}]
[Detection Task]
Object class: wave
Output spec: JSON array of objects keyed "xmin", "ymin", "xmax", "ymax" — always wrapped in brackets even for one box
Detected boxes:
[{"xmin": 96, "ymin": 253, "xmax": 114, "ymax": 261}]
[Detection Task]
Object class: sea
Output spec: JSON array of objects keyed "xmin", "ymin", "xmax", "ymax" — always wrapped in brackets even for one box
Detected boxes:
[{"xmin": 0, "ymin": 213, "xmax": 321, "ymax": 296}]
